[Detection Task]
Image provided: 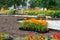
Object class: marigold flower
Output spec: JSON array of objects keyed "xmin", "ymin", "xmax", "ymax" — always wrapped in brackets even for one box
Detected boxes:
[
  {"xmin": 52, "ymin": 34, "xmax": 57, "ymax": 38},
  {"xmin": 42, "ymin": 20, "xmax": 47, "ymax": 25},
  {"xmin": 28, "ymin": 34, "xmax": 34, "ymax": 39},
  {"xmin": 42, "ymin": 34, "xmax": 45, "ymax": 37},
  {"xmin": 35, "ymin": 38, "xmax": 38, "ymax": 40},
  {"xmin": 46, "ymin": 18, "xmax": 48, "ymax": 20},
  {"xmin": 40, "ymin": 38, "xmax": 43, "ymax": 40},
  {"xmin": 0, "ymin": 35, "xmax": 2, "ymax": 40},
  {"xmin": 35, "ymin": 20, "xmax": 39, "ymax": 24},
  {"xmin": 46, "ymin": 28, "xmax": 49, "ymax": 31},
  {"xmin": 40, "ymin": 18, "xmax": 43, "ymax": 20}
]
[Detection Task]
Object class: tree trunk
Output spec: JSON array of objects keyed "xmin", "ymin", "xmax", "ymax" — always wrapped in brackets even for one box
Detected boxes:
[{"xmin": 13, "ymin": 5, "xmax": 16, "ymax": 14}]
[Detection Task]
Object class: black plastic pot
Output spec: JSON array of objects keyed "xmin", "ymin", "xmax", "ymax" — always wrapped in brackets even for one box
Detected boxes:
[
  {"xmin": 19, "ymin": 27, "xmax": 49, "ymax": 33},
  {"xmin": 37, "ymin": 30, "xmax": 49, "ymax": 33},
  {"xmin": 3, "ymin": 37, "xmax": 13, "ymax": 40}
]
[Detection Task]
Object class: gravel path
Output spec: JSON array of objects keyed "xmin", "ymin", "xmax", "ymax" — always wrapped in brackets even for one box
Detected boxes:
[{"xmin": 0, "ymin": 16, "xmax": 60, "ymax": 39}]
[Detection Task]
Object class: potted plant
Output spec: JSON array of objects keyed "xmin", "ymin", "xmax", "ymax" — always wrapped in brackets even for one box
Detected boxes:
[
  {"xmin": 23, "ymin": 34, "xmax": 49, "ymax": 40},
  {"xmin": 0, "ymin": 32, "xmax": 14, "ymax": 40},
  {"xmin": 19, "ymin": 18, "xmax": 49, "ymax": 33}
]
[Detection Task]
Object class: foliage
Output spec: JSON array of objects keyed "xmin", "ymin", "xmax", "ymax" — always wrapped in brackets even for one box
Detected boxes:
[
  {"xmin": 29, "ymin": 0, "xmax": 41, "ymax": 8},
  {"xmin": 49, "ymin": 11, "xmax": 60, "ymax": 18},
  {"xmin": 0, "ymin": 0, "xmax": 60, "ymax": 10},
  {"xmin": 7, "ymin": 9, "xmax": 14, "ymax": 15},
  {"xmin": 19, "ymin": 18, "xmax": 48, "ymax": 32},
  {"xmin": 18, "ymin": 10, "xmax": 60, "ymax": 18},
  {"xmin": 0, "ymin": 32, "xmax": 13, "ymax": 40},
  {"xmin": 37, "ymin": 13, "xmax": 46, "ymax": 18},
  {"xmin": 0, "ymin": 9, "xmax": 60, "ymax": 18},
  {"xmin": 23, "ymin": 34, "xmax": 60, "ymax": 40},
  {"xmin": 0, "ymin": 0, "xmax": 15, "ymax": 9},
  {"xmin": 0, "ymin": 0, "xmax": 27, "ymax": 9},
  {"xmin": 15, "ymin": 0, "xmax": 27, "ymax": 6},
  {"xmin": 26, "ymin": 12, "xmax": 40, "ymax": 15},
  {"xmin": 23, "ymin": 34, "xmax": 48, "ymax": 40},
  {"xmin": 41, "ymin": 0, "xmax": 57, "ymax": 9},
  {"xmin": 29, "ymin": 0, "xmax": 57, "ymax": 9}
]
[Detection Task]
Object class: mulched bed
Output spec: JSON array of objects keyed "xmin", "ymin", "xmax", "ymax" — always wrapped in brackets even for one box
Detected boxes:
[{"xmin": 0, "ymin": 16, "xmax": 60, "ymax": 38}]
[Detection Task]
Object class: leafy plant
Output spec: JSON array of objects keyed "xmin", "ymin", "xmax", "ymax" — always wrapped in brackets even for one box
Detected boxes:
[
  {"xmin": 23, "ymin": 34, "xmax": 60, "ymax": 40},
  {"xmin": 26, "ymin": 12, "xmax": 38, "ymax": 15},
  {"xmin": 7, "ymin": 9, "xmax": 14, "ymax": 15},
  {"xmin": 37, "ymin": 13, "xmax": 46, "ymax": 18},
  {"xmin": 49, "ymin": 11, "xmax": 60, "ymax": 18},
  {"xmin": 0, "ymin": 32, "xmax": 13, "ymax": 40},
  {"xmin": 19, "ymin": 18, "xmax": 48, "ymax": 32},
  {"xmin": 23, "ymin": 34, "xmax": 48, "ymax": 40}
]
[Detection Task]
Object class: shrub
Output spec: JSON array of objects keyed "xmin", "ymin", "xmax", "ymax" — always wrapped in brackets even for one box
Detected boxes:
[
  {"xmin": 50, "ymin": 12, "xmax": 60, "ymax": 18},
  {"xmin": 7, "ymin": 9, "xmax": 14, "ymax": 15}
]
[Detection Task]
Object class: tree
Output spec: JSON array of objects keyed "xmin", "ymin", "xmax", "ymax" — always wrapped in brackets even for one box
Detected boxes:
[
  {"xmin": 29, "ymin": 0, "xmax": 41, "ymax": 8},
  {"xmin": 29, "ymin": 0, "xmax": 57, "ymax": 10},
  {"xmin": 41, "ymin": 0, "xmax": 57, "ymax": 10},
  {"xmin": 0, "ymin": 0, "xmax": 27, "ymax": 9},
  {"xmin": 0, "ymin": 0, "xmax": 15, "ymax": 9}
]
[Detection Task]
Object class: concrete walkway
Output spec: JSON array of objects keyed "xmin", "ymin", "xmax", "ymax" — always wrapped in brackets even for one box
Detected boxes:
[{"xmin": 47, "ymin": 20, "xmax": 60, "ymax": 30}]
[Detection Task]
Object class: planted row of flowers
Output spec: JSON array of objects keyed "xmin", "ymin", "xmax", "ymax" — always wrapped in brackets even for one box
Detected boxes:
[
  {"xmin": 18, "ymin": 10, "xmax": 60, "ymax": 18},
  {"xmin": 19, "ymin": 18, "xmax": 49, "ymax": 33},
  {"xmin": 25, "ymin": 11, "xmax": 60, "ymax": 18},
  {"xmin": 0, "ymin": 9, "xmax": 60, "ymax": 18},
  {"xmin": 23, "ymin": 34, "xmax": 60, "ymax": 40},
  {"xmin": 1, "ymin": 9, "xmax": 60, "ymax": 12},
  {"xmin": 0, "ymin": 32, "xmax": 13, "ymax": 40}
]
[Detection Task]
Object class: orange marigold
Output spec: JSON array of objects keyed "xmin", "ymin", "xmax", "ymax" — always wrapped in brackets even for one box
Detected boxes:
[
  {"xmin": 42, "ymin": 20, "xmax": 47, "ymax": 25},
  {"xmin": 46, "ymin": 28, "xmax": 49, "ymax": 31},
  {"xmin": 0, "ymin": 35, "xmax": 2, "ymax": 40},
  {"xmin": 40, "ymin": 18, "xmax": 43, "ymax": 20}
]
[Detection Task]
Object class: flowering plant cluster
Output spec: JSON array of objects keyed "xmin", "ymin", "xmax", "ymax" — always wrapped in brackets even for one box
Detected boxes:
[
  {"xmin": 0, "ymin": 10, "xmax": 60, "ymax": 18},
  {"xmin": 19, "ymin": 18, "xmax": 49, "ymax": 32},
  {"xmin": 23, "ymin": 34, "xmax": 60, "ymax": 40},
  {"xmin": 18, "ymin": 10, "xmax": 60, "ymax": 18},
  {"xmin": 51, "ymin": 34, "xmax": 60, "ymax": 40},
  {"xmin": 0, "ymin": 32, "xmax": 13, "ymax": 40}
]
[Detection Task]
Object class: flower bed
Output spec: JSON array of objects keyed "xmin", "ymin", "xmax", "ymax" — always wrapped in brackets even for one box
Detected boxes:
[
  {"xmin": 19, "ymin": 18, "xmax": 49, "ymax": 33},
  {"xmin": 0, "ymin": 10, "xmax": 60, "ymax": 18},
  {"xmin": 25, "ymin": 11, "xmax": 60, "ymax": 18},
  {"xmin": 18, "ymin": 10, "xmax": 60, "ymax": 18},
  {"xmin": 23, "ymin": 34, "xmax": 60, "ymax": 40},
  {"xmin": 0, "ymin": 32, "xmax": 14, "ymax": 40}
]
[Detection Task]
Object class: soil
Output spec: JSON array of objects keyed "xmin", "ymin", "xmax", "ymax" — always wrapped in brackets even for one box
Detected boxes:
[{"xmin": 0, "ymin": 16, "xmax": 60, "ymax": 38}]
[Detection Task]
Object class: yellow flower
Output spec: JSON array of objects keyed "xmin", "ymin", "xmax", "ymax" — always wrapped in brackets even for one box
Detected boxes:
[{"xmin": 24, "ymin": 18, "xmax": 27, "ymax": 20}]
